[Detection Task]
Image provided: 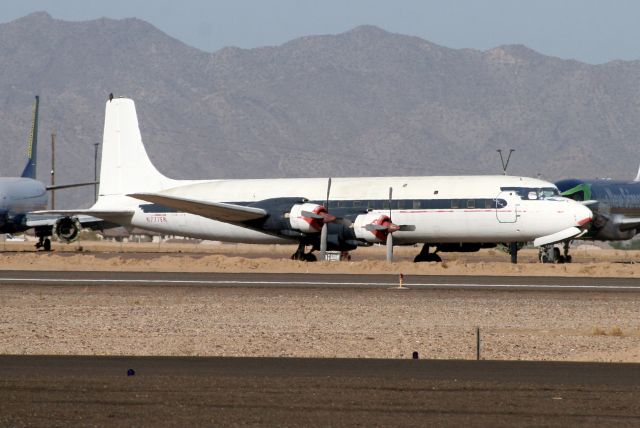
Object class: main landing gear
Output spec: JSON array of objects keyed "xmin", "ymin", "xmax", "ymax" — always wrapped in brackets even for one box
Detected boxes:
[
  {"xmin": 413, "ymin": 244, "xmax": 442, "ymax": 263},
  {"xmin": 509, "ymin": 242, "xmax": 518, "ymax": 264},
  {"xmin": 539, "ymin": 241, "xmax": 572, "ymax": 264},
  {"xmin": 35, "ymin": 237, "xmax": 52, "ymax": 252},
  {"xmin": 291, "ymin": 243, "xmax": 317, "ymax": 262},
  {"xmin": 34, "ymin": 226, "xmax": 52, "ymax": 252}
]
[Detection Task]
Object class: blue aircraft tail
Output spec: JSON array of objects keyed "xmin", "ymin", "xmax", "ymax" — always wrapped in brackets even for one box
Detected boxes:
[{"xmin": 20, "ymin": 95, "xmax": 39, "ymax": 179}]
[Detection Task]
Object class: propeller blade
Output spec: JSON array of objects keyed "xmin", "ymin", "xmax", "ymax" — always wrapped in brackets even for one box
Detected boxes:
[
  {"xmin": 326, "ymin": 178, "xmax": 332, "ymax": 210},
  {"xmin": 386, "ymin": 232, "xmax": 394, "ymax": 262},
  {"xmin": 388, "ymin": 186, "xmax": 393, "ymax": 221},
  {"xmin": 319, "ymin": 223, "xmax": 328, "ymax": 260},
  {"xmin": 300, "ymin": 210, "xmax": 324, "ymax": 219},
  {"xmin": 300, "ymin": 210, "xmax": 336, "ymax": 223},
  {"xmin": 364, "ymin": 223, "xmax": 390, "ymax": 231}
]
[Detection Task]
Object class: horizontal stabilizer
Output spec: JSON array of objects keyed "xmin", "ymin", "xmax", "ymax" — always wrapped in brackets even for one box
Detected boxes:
[
  {"xmin": 46, "ymin": 181, "xmax": 99, "ymax": 191},
  {"xmin": 128, "ymin": 193, "xmax": 268, "ymax": 223},
  {"xmin": 533, "ymin": 226, "xmax": 582, "ymax": 247}
]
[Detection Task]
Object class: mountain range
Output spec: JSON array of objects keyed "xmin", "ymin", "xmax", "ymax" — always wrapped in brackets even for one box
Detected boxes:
[{"xmin": 2, "ymin": 12, "xmax": 640, "ymax": 208}]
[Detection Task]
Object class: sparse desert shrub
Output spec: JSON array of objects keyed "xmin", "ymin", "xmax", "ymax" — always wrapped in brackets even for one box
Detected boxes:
[
  {"xmin": 610, "ymin": 326, "xmax": 624, "ymax": 336},
  {"xmin": 591, "ymin": 326, "xmax": 624, "ymax": 336}
]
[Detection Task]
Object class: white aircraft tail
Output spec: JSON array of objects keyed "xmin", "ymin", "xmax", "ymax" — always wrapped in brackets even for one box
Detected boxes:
[
  {"xmin": 98, "ymin": 98, "xmax": 178, "ymax": 197},
  {"xmin": 634, "ymin": 163, "xmax": 640, "ymax": 182}
]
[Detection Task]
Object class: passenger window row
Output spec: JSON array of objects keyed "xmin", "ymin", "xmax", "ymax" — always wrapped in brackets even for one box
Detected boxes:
[{"xmin": 328, "ymin": 199, "xmax": 508, "ymax": 210}]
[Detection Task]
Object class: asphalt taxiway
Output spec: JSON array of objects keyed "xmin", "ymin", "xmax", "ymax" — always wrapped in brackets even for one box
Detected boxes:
[
  {"xmin": 0, "ymin": 270, "xmax": 639, "ymax": 292},
  {"xmin": 1, "ymin": 356, "xmax": 639, "ymax": 427}
]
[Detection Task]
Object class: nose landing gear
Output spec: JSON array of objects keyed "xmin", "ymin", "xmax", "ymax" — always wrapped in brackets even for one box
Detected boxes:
[{"xmin": 539, "ymin": 241, "xmax": 572, "ymax": 264}]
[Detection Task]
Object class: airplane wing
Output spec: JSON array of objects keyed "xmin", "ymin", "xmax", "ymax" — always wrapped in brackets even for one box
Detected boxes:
[
  {"xmin": 128, "ymin": 193, "xmax": 268, "ymax": 223},
  {"xmin": 25, "ymin": 213, "xmax": 104, "ymax": 228},
  {"xmin": 533, "ymin": 226, "xmax": 584, "ymax": 247},
  {"xmin": 618, "ymin": 217, "xmax": 640, "ymax": 231},
  {"xmin": 25, "ymin": 212, "xmax": 129, "ymax": 231},
  {"xmin": 31, "ymin": 209, "xmax": 135, "ymax": 218}
]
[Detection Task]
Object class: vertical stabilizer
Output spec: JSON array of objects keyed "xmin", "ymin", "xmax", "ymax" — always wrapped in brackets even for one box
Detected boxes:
[
  {"xmin": 635, "ymin": 164, "xmax": 640, "ymax": 182},
  {"xmin": 20, "ymin": 95, "xmax": 39, "ymax": 179},
  {"xmin": 99, "ymin": 98, "xmax": 176, "ymax": 196}
]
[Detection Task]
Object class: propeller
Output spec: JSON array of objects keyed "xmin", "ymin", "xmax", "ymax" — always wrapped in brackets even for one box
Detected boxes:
[
  {"xmin": 360, "ymin": 186, "xmax": 411, "ymax": 262},
  {"xmin": 319, "ymin": 178, "xmax": 332, "ymax": 261}
]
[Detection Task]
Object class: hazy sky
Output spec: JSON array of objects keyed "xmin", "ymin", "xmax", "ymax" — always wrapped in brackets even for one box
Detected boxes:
[{"xmin": 2, "ymin": 0, "xmax": 639, "ymax": 64}]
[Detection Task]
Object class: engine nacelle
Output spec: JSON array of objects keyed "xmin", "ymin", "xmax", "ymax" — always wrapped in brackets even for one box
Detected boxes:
[
  {"xmin": 53, "ymin": 217, "xmax": 81, "ymax": 243},
  {"xmin": 590, "ymin": 214, "xmax": 636, "ymax": 241},
  {"xmin": 288, "ymin": 203, "xmax": 328, "ymax": 233},
  {"xmin": 354, "ymin": 212, "xmax": 394, "ymax": 243}
]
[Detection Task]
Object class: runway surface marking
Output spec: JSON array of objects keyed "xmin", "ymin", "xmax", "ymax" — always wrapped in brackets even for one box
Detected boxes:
[{"xmin": 1, "ymin": 277, "xmax": 639, "ymax": 290}]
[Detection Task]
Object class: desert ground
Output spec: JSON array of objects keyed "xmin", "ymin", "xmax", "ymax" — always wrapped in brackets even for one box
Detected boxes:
[
  {"xmin": 0, "ymin": 238, "xmax": 639, "ymax": 276},
  {"xmin": 0, "ymin": 239, "xmax": 639, "ymax": 363}
]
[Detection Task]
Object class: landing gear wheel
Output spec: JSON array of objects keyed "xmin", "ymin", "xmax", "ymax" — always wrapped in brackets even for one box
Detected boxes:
[
  {"xmin": 303, "ymin": 253, "xmax": 317, "ymax": 262},
  {"xmin": 553, "ymin": 247, "xmax": 562, "ymax": 264},
  {"xmin": 563, "ymin": 241, "xmax": 572, "ymax": 263},
  {"xmin": 43, "ymin": 239, "xmax": 51, "ymax": 252}
]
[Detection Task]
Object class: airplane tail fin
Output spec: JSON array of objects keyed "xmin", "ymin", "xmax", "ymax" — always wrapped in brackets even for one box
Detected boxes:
[
  {"xmin": 20, "ymin": 95, "xmax": 39, "ymax": 179},
  {"xmin": 635, "ymin": 163, "xmax": 640, "ymax": 182},
  {"xmin": 98, "ymin": 97, "xmax": 177, "ymax": 197}
]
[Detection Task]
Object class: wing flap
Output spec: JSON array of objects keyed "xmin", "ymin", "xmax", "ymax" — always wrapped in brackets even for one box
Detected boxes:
[{"xmin": 128, "ymin": 193, "xmax": 267, "ymax": 223}]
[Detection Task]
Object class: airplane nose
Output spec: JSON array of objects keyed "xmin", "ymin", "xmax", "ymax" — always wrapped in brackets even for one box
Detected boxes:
[{"xmin": 574, "ymin": 203, "xmax": 593, "ymax": 228}]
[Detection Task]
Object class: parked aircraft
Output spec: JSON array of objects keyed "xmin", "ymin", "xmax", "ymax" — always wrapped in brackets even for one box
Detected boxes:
[
  {"xmin": 37, "ymin": 97, "xmax": 593, "ymax": 263},
  {"xmin": 1, "ymin": 96, "xmax": 103, "ymax": 250},
  {"xmin": 554, "ymin": 169, "xmax": 640, "ymax": 262}
]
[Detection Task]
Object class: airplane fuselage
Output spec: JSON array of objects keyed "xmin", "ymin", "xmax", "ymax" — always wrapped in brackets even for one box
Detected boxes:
[
  {"xmin": 0, "ymin": 178, "xmax": 47, "ymax": 233},
  {"xmin": 96, "ymin": 175, "xmax": 592, "ymax": 247},
  {"xmin": 556, "ymin": 178, "xmax": 640, "ymax": 240}
]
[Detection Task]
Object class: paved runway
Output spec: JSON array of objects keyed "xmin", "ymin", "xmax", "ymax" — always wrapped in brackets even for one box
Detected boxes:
[
  {"xmin": 0, "ymin": 270, "xmax": 638, "ymax": 291},
  {"xmin": 1, "ymin": 355, "xmax": 639, "ymax": 426}
]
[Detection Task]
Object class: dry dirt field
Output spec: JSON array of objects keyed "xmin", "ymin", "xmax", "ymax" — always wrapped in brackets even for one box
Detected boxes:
[
  {"xmin": 0, "ymin": 239, "xmax": 639, "ymax": 277},
  {"xmin": 0, "ymin": 240, "xmax": 639, "ymax": 363}
]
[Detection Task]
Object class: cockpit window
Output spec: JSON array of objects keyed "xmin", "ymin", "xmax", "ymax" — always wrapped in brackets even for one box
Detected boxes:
[
  {"xmin": 495, "ymin": 199, "xmax": 507, "ymax": 209},
  {"xmin": 500, "ymin": 187, "xmax": 560, "ymax": 200}
]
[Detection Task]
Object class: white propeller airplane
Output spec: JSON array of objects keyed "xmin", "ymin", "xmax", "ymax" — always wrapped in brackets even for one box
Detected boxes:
[{"xmin": 37, "ymin": 97, "xmax": 593, "ymax": 263}]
